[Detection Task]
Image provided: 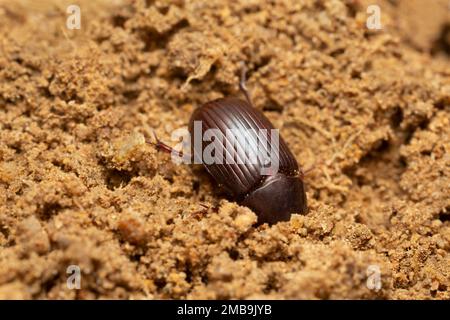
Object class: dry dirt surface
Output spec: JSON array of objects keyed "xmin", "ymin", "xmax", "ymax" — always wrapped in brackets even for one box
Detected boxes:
[{"xmin": 0, "ymin": 0, "xmax": 449, "ymax": 299}]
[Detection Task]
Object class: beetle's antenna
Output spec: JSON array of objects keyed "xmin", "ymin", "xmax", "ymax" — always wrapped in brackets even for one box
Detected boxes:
[{"xmin": 239, "ymin": 62, "xmax": 254, "ymax": 107}]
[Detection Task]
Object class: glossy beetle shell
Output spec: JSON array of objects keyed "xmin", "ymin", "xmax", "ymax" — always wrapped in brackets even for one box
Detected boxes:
[{"xmin": 188, "ymin": 97, "xmax": 307, "ymax": 224}]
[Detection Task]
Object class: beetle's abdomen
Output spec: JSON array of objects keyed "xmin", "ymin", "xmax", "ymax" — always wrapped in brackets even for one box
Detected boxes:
[{"xmin": 188, "ymin": 97, "xmax": 299, "ymax": 197}]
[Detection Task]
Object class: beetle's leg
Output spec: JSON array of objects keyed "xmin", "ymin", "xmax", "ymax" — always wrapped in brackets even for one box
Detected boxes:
[
  {"xmin": 147, "ymin": 130, "xmax": 185, "ymax": 158},
  {"xmin": 239, "ymin": 62, "xmax": 254, "ymax": 107},
  {"xmin": 190, "ymin": 203, "xmax": 212, "ymax": 220},
  {"xmin": 298, "ymin": 169, "xmax": 305, "ymax": 180},
  {"xmin": 299, "ymin": 162, "xmax": 321, "ymax": 180}
]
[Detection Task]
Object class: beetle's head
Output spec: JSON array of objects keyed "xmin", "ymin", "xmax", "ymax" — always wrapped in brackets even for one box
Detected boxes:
[{"xmin": 241, "ymin": 173, "xmax": 307, "ymax": 225}]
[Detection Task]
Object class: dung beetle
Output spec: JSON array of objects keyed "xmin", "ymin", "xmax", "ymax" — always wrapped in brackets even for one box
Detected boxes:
[{"xmin": 151, "ymin": 65, "xmax": 307, "ymax": 224}]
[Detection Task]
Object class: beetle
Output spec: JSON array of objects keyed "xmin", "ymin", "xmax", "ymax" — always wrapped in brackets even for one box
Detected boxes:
[{"xmin": 151, "ymin": 65, "xmax": 307, "ymax": 224}]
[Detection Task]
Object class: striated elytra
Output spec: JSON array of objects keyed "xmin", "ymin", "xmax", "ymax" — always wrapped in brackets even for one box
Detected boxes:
[{"xmin": 186, "ymin": 69, "xmax": 307, "ymax": 224}]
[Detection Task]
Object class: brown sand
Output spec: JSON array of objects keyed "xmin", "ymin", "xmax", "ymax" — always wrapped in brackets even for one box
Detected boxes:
[{"xmin": 0, "ymin": 0, "xmax": 449, "ymax": 299}]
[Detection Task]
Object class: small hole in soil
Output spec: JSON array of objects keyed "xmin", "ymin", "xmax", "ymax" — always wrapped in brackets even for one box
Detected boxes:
[
  {"xmin": 431, "ymin": 24, "xmax": 450, "ymax": 56},
  {"xmin": 156, "ymin": 6, "xmax": 169, "ymax": 15},
  {"xmin": 145, "ymin": 0, "xmax": 155, "ymax": 8},
  {"xmin": 330, "ymin": 47, "xmax": 346, "ymax": 57},
  {"xmin": 404, "ymin": 117, "xmax": 431, "ymax": 145},
  {"xmin": 38, "ymin": 203, "xmax": 62, "ymax": 220},
  {"xmin": 252, "ymin": 55, "xmax": 271, "ymax": 72},
  {"xmin": 111, "ymin": 15, "xmax": 127, "ymax": 28},
  {"xmin": 141, "ymin": 19, "xmax": 189, "ymax": 52},
  {"xmin": 399, "ymin": 156, "xmax": 408, "ymax": 168},
  {"xmin": 373, "ymin": 139, "xmax": 390, "ymax": 153},
  {"xmin": 438, "ymin": 208, "xmax": 450, "ymax": 223},
  {"xmin": 192, "ymin": 180, "xmax": 200, "ymax": 193},
  {"xmin": 345, "ymin": 0, "xmax": 360, "ymax": 18},
  {"xmin": 434, "ymin": 98, "xmax": 448, "ymax": 110},
  {"xmin": 227, "ymin": 249, "xmax": 239, "ymax": 260},
  {"xmin": 363, "ymin": 61, "xmax": 373, "ymax": 72},
  {"xmin": 104, "ymin": 169, "xmax": 132, "ymax": 190},
  {"xmin": 390, "ymin": 107, "xmax": 403, "ymax": 128},
  {"xmin": 438, "ymin": 284, "xmax": 448, "ymax": 292},
  {"xmin": 123, "ymin": 89, "xmax": 140, "ymax": 102},
  {"xmin": 200, "ymin": 273, "xmax": 209, "ymax": 285},
  {"xmin": 0, "ymin": 224, "xmax": 10, "ymax": 240},
  {"xmin": 387, "ymin": 0, "xmax": 399, "ymax": 7},
  {"xmin": 343, "ymin": 138, "xmax": 392, "ymax": 185},
  {"xmin": 183, "ymin": 268, "xmax": 192, "ymax": 283},
  {"xmin": 418, "ymin": 118, "xmax": 430, "ymax": 130},
  {"xmin": 263, "ymin": 273, "xmax": 280, "ymax": 293},
  {"xmin": 354, "ymin": 214, "xmax": 363, "ymax": 224},
  {"xmin": 41, "ymin": 274, "xmax": 60, "ymax": 294},
  {"xmin": 262, "ymin": 104, "xmax": 283, "ymax": 113},
  {"xmin": 351, "ymin": 70, "xmax": 361, "ymax": 79},
  {"xmin": 165, "ymin": 175, "xmax": 175, "ymax": 184},
  {"xmin": 10, "ymin": 143, "xmax": 22, "ymax": 154},
  {"xmin": 154, "ymin": 278, "xmax": 167, "ymax": 290}
]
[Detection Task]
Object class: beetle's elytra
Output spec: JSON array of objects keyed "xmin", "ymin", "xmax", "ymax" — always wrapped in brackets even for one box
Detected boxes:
[{"xmin": 189, "ymin": 96, "xmax": 307, "ymax": 224}]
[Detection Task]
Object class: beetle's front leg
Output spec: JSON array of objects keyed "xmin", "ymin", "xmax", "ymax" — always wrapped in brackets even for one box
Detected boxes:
[{"xmin": 147, "ymin": 130, "xmax": 192, "ymax": 162}]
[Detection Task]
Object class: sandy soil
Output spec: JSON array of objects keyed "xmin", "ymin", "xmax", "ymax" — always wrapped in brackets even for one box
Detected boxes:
[{"xmin": 0, "ymin": 0, "xmax": 449, "ymax": 299}]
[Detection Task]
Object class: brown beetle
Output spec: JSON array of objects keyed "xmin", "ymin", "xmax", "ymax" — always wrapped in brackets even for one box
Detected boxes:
[{"xmin": 152, "ymin": 66, "xmax": 307, "ymax": 224}]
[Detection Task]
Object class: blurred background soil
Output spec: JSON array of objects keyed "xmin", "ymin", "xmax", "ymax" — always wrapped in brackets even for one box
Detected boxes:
[{"xmin": 0, "ymin": 0, "xmax": 449, "ymax": 299}]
